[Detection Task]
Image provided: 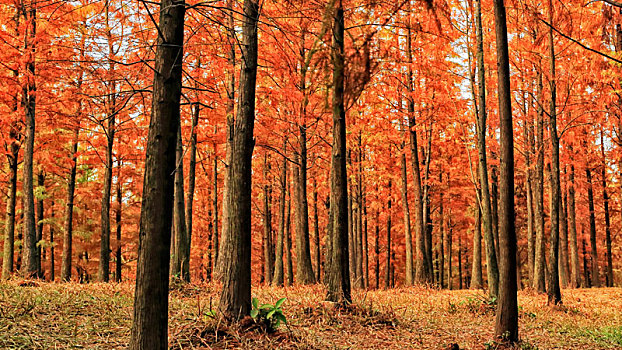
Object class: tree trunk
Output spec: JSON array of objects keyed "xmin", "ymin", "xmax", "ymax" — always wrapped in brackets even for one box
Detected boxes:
[
  {"xmin": 533, "ymin": 69, "xmax": 546, "ymax": 293},
  {"xmin": 218, "ymin": 0, "xmax": 259, "ymax": 320},
  {"xmin": 36, "ymin": 172, "xmax": 45, "ymax": 279},
  {"xmin": 474, "ymin": 0, "xmax": 499, "ymax": 297},
  {"xmin": 61, "ymin": 126, "xmax": 80, "ymax": 282},
  {"xmin": 313, "ymin": 179, "xmax": 321, "ymax": 282},
  {"xmin": 400, "ymin": 143, "xmax": 414, "ymax": 285},
  {"xmin": 99, "ymin": 112, "xmax": 115, "ymax": 283},
  {"xmin": 547, "ymin": 0, "xmax": 562, "ymax": 305},
  {"xmin": 49, "ymin": 201, "xmax": 55, "ymax": 281},
  {"xmin": 128, "ymin": 0, "xmax": 185, "ymax": 346},
  {"xmin": 582, "ymin": 233, "xmax": 590, "ymax": 287},
  {"xmin": 172, "ymin": 126, "xmax": 189, "ymax": 282},
  {"xmin": 21, "ymin": 3, "xmax": 37, "ymax": 279},
  {"xmin": 525, "ymin": 105, "xmax": 535, "ymax": 286},
  {"xmin": 384, "ymin": 182, "xmax": 392, "ymax": 289},
  {"xmin": 2, "ymin": 123, "xmax": 20, "ymax": 280},
  {"xmin": 560, "ymin": 165, "xmax": 570, "ymax": 287},
  {"xmin": 375, "ymin": 210, "xmax": 380, "ymax": 289},
  {"xmin": 568, "ymin": 154, "xmax": 581, "ymax": 288},
  {"xmin": 448, "ymin": 215, "xmax": 453, "ymax": 290},
  {"xmin": 213, "ymin": 132, "xmax": 219, "ymax": 268},
  {"xmin": 185, "ymin": 102, "xmax": 199, "ymax": 280},
  {"xmin": 493, "ymin": 0, "xmax": 518, "ymax": 341},
  {"xmin": 471, "ymin": 201, "xmax": 483, "ymax": 289},
  {"xmin": 458, "ymin": 235, "xmax": 463, "ymax": 289},
  {"xmin": 600, "ymin": 130, "xmax": 613, "ymax": 287},
  {"xmin": 115, "ymin": 173, "xmax": 122, "ymax": 282},
  {"xmin": 439, "ymin": 186, "xmax": 445, "ymax": 289},
  {"xmin": 273, "ymin": 146, "xmax": 287, "ymax": 286},
  {"xmin": 263, "ymin": 155, "xmax": 273, "ymax": 285},
  {"xmin": 326, "ymin": 0, "xmax": 351, "ymax": 304},
  {"xmin": 586, "ymin": 166, "xmax": 601, "ymax": 287},
  {"xmin": 285, "ymin": 188, "xmax": 294, "ymax": 286},
  {"xmin": 294, "ymin": 126, "xmax": 315, "ymax": 284}
]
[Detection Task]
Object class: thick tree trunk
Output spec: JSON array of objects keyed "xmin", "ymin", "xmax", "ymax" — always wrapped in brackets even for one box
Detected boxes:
[
  {"xmin": 61, "ymin": 126, "xmax": 80, "ymax": 281},
  {"xmin": 586, "ymin": 166, "xmax": 601, "ymax": 287},
  {"xmin": 21, "ymin": 4, "xmax": 37, "ymax": 279},
  {"xmin": 326, "ymin": 0, "xmax": 351, "ymax": 304},
  {"xmin": 218, "ymin": 0, "xmax": 259, "ymax": 319},
  {"xmin": 2, "ymin": 124, "xmax": 19, "ymax": 280},
  {"xmin": 493, "ymin": 0, "xmax": 518, "ymax": 341},
  {"xmin": 547, "ymin": 0, "xmax": 562, "ymax": 305},
  {"xmin": 128, "ymin": 0, "xmax": 185, "ymax": 346}
]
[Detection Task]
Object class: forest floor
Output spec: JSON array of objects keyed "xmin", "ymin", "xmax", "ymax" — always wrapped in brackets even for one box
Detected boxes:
[{"xmin": 1, "ymin": 281, "xmax": 621, "ymax": 349}]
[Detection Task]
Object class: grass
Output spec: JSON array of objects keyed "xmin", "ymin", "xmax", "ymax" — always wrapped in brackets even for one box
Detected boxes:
[{"xmin": 1, "ymin": 281, "xmax": 621, "ymax": 349}]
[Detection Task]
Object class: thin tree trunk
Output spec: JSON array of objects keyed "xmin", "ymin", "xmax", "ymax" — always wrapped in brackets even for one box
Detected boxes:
[
  {"xmin": 384, "ymin": 182, "xmax": 392, "ymax": 289},
  {"xmin": 172, "ymin": 126, "xmax": 189, "ymax": 282},
  {"xmin": 568, "ymin": 151, "xmax": 581, "ymax": 288},
  {"xmin": 213, "ymin": 132, "xmax": 219, "ymax": 267},
  {"xmin": 61, "ymin": 126, "xmax": 80, "ymax": 281},
  {"xmin": 533, "ymin": 69, "xmax": 546, "ymax": 293},
  {"xmin": 99, "ymin": 112, "xmax": 115, "ymax": 283},
  {"xmin": 448, "ymin": 215, "xmax": 453, "ymax": 290},
  {"xmin": 560, "ymin": 165, "xmax": 570, "ymax": 287},
  {"xmin": 128, "ymin": 0, "xmax": 185, "ymax": 345},
  {"xmin": 2, "ymin": 124, "xmax": 19, "ymax": 280},
  {"xmin": 582, "ymin": 233, "xmax": 590, "ymax": 287},
  {"xmin": 439, "ymin": 186, "xmax": 445, "ymax": 289},
  {"xmin": 493, "ymin": 0, "xmax": 518, "ymax": 341},
  {"xmin": 600, "ymin": 130, "xmax": 613, "ymax": 287},
  {"xmin": 547, "ymin": 0, "xmax": 562, "ymax": 304},
  {"xmin": 36, "ymin": 171, "xmax": 45, "ymax": 279},
  {"xmin": 313, "ymin": 179, "xmax": 321, "ymax": 282},
  {"xmin": 586, "ymin": 166, "xmax": 601, "ymax": 287},
  {"xmin": 375, "ymin": 210, "xmax": 380, "ymax": 289},
  {"xmin": 471, "ymin": 201, "xmax": 483, "ymax": 289},
  {"xmin": 49, "ymin": 201, "xmax": 55, "ymax": 281},
  {"xmin": 526, "ymin": 104, "xmax": 535, "ymax": 286},
  {"xmin": 115, "ymin": 173, "xmax": 122, "ymax": 282},
  {"xmin": 263, "ymin": 155, "xmax": 273, "ymax": 285},
  {"xmin": 458, "ymin": 235, "xmax": 463, "ymax": 289},
  {"xmin": 285, "ymin": 187, "xmax": 294, "ymax": 286},
  {"xmin": 400, "ymin": 142, "xmax": 414, "ymax": 285},
  {"xmin": 185, "ymin": 102, "xmax": 199, "ymax": 280},
  {"xmin": 273, "ymin": 145, "xmax": 287, "ymax": 286}
]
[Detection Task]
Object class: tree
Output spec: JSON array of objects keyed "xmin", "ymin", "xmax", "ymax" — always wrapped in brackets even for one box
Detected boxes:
[
  {"xmin": 218, "ymin": 0, "xmax": 260, "ymax": 319},
  {"xmin": 493, "ymin": 0, "xmax": 518, "ymax": 342},
  {"xmin": 128, "ymin": 0, "xmax": 185, "ymax": 347}
]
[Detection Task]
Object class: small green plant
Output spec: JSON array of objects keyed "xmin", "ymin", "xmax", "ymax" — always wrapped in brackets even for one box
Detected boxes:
[{"xmin": 250, "ymin": 297, "xmax": 287, "ymax": 331}]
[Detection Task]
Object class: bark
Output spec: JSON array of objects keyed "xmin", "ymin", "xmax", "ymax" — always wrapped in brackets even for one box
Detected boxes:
[
  {"xmin": 285, "ymin": 188, "xmax": 294, "ymax": 285},
  {"xmin": 547, "ymin": 0, "xmax": 562, "ymax": 305},
  {"xmin": 313, "ymin": 180, "xmax": 321, "ymax": 282},
  {"xmin": 213, "ymin": 133, "xmax": 219, "ymax": 267},
  {"xmin": 400, "ymin": 142, "xmax": 414, "ymax": 285},
  {"xmin": 2, "ymin": 124, "xmax": 20, "ymax": 280},
  {"xmin": 128, "ymin": 0, "xmax": 185, "ymax": 346},
  {"xmin": 471, "ymin": 202, "xmax": 483, "ymax": 289},
  {"xmin": 560, "ymin": 166, "xmax": 569, "ymax": 287},
  {"xmin": 273, "ymin": 146, "xmax": 287, "ymax": 286},
  {"xmin": 458, "ymin": 235, "xmax": 463, "ymax": 289},
  {"xmin": 568, "ymin": 160, "xmax": 581, "ymax": 288},
  {"xmin": 582, "ymin": 233, "xmax": 590, "ymax": 287},
  {"xmin": 115, "ymin": 174, "xmax": 122, "ymax": 282},
  {"xmin": 493, "ymin": 0, "xmax": 518, "ymax": 341},
  {"xmin": 439, "ymin": 187, "xmax": 445, "ymax": 289},
  {"xmin": 600, "ymin": 130, "xmax": 613, "ymax": 287},
  {"xmin": 448, "ymin": 216, "xmax": 453, "ymax": 290},
  {"xmin": 218, "ymin": 0, "xmax": 259, "ymax": 319},
  {"xmin": 355, "ymin": 139, "xmax": 364, "ymax": 288},
  {"xmin": 325, "ymin": 0, "xmax": 351, "ymax": 304},
  {"xmin": 525, "ymin": 105, "xmax": 535, "ymax": 286},
  {"xmin": 172, "ymin": 126, "xmax": 189, "ymax": 282},
  {"xmin": 363, "ymin": 191, "xmax": 368, "ymax": 288},
  {"xmin": 263, "ymin": 156, "xmax": 273, "ymax": 285},
  {"xmin": 61, "ymin": 126, "xmax": 80, "ymax": 281},
  {"xmin": 384, "ymin": 182, "xmax": 392, "ymax": 289},
  {"xmin": 375, "ymin": 210, "xmax": 380, "ymax": 288},
  {"xmin": 474, "ymin": 0, "xmax": 499, "ymax": 297},
  {"xmin": 533, "ymin": 69, "xmax": 546, "ymax": 293},
  {"xmin": 185, "ymin": 103, "xmax": 199, "ymax": 279},
  {"xmin": 49, "ymin": 201, "xmax": 55, "ymax": 281},
  {"xmin": 294, "ymin": 126, "xmax": 315, "ymax": 284},
  {"xmin": 21, "ymin": 3, "xmax": 37, "ymax": 279},
  {"xmin": 586, "ymin": 166, "xmax": 601, "ymax": 287},
  {"xmin": 36, "ymin": 172, "xmax": 45, "ymax": 279}
]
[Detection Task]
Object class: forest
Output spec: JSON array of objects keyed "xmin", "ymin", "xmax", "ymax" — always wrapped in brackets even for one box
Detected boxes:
[{"xmin": 1, "ymin": 0, "xmax": 622, "ymax": 348}]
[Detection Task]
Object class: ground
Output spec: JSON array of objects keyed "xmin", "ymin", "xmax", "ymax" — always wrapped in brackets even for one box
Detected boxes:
[{"xmin": 1, "ymin": 281, "xmax": 621, "ymax": 349}]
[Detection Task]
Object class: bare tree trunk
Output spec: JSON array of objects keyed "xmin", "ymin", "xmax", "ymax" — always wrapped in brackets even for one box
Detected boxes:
[
  {"xmin": 568, "ymin": 152, "xmax": 581, "ymax": 288},
  {"xmin": 458, "ymin": 235, "xmax": 463, "ymax": 289},
  {"xmin": 600, "ymin": 130, "xmax": 613, "ymax": 287},
  {"xmin": 115, "ymin": 173, "xmax": 122, "ymax": 282},
  {"xmin": 439, "ymin": 186, "xmax": 445, "ymax": 289},
  {"xmin": 172, "ymin": 126, "xmax": 189, "ymax": 281},
  {"xmin": 471, "ymin": 201, "xmax": 483, "ymax": 289},
  {"xmin": 313, "ymin": 179, "xmax": 321, "ymax": 282},
  {"xmin": 218, "ymin": 0, "xmax": 259, "ymax": 320},
  {"xmin": 185, "ymin": 103, "xmax": 200, "ymax": 280},
  {"xmin": 49, "ymin": 201, "xmax": 55, "ymax": 281},
  {"xmin": 560, "ymin": 165, "xmax": 570, "ymax": 287},
  {"xmin": 21, "ymin": 3, "xmax": 38, "ymax": 279},
  {"xmin": 586, "ymin": 166, "xmax": 601, "ymax": 287},
  {"xmin": 273, "ymin": 145, "xmax": 287, "ymax": 286},
  {"xmin": 547, "ymin": 0, "xmax": 562, "ymax": 305},
  {"xmin": 294, "ymin": 127, "xmax": 315, "ymax": 284},
  {"xmin": 36, "ymin": 172, "xmax": 45, "ymax": 279},
  {"xmin": 129, "ymin": 0, "xmax": 185, "ymax": 346},
  {"xmin": 213, "ymin": 132, "xmax": 219, "ymax": 267},
  {"xmin": 582, "ymin": 233, "xmax": 590, "ymax": 287},
  {"xmin": 99, "ymin": 111, "xmax": 115, "ymax": 283},
  {"xmin": 326, "ymin": 0, "xmax": 351, "ymax": 304},
  {"xmin": 448, "ymin": 215, "xmax": 453, "ymax": 290},
  {"xmin": 285, "ymin": 188, "xmax": 293, "ymax": 286},
  {"xmin": 363, "ymin": 191, "xmax": 368, "ymax": 288},
  {"xmin": 525, "ymin": 104, "xmax": 535, "ymax": 286},
  {"xmin": 61, "ymin": 126, "xmax": 80, "ymax": 281},
  {"xmin": 355, "ymin": 138, "xmax": 364, "ymax": 288},
  {"xmin": 493, "ymin": 0, "xmax": 518, "ymax": 341},
  {"xmin": 533, "ymin": 69, "xmax": 546, "ymax": 293},
  {"xmin": 400, "ymin": 142, "xmax": 414, "ymax": 285},
  {"xmin": 384, "ymin": 182, "xmax": 392, "ymax": 289},
  {"xmin": 263, "ymin": 155, "xmax": 273, "ymax": 285},
  {"xmin": 375, "ymin": 210, "xmax": 380, "ymax": 289}
]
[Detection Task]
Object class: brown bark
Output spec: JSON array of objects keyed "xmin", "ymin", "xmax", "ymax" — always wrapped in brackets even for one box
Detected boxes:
[
  {"xmin": 172, "ymin": 126, "xmax": 189, "ymax": 282},
  {"xmin": 294, "ymin": 127, "xmax": 315, "ymax": 284},
  {"xmin": 493, "ymin": 0, "xmax": 518, "ymax": 341},
  {"xmin": 326, "ymin": 0, "xmax": 351, "ymax": 304},
  {"xmin": 273, "ymin": 145, "xmax": 287, "ymax": 286},
  {"xmin": 400, "ymin": 141, "xmax": 414, "ymax": 285},
  {"xmin": 586, "ymin": 165, "xmax": 601, "ymax": 287},
  {"xmin": 600, "ymin": 130, "xmax": 613, "ymax": 287},
  {"xmin": 285, "ymin": 187, "xmax": 294, "ymax": 286},
  {"xmin": 218, "ymin": 0, "xmax": 259, "ymax": 320},
  {"xmin": 560, "ymin": 165, "xmax": 570, "ymax": 287},
  {"xmin": 185, "ymin": 103, "xmax": 199, "ymax": 280},
  {"xmin": 384, "ymin": 182, "xmax": 392, "ymax": 289},
  {"xmin": 313, "ymin": 179, "xmax": 321, "ymax": 282},
  {"xmin": 375, "ymin": 210, "xmax": 380, "ymax": 289},
  {"xmin": 128, "ymin": 0, "xmax": 185, "ymax": 346},
  {"xmin": 61, "ymin": 125, "xmax": 80, "ymax": 281},
  {"xmin": 568, "ymin": 159, "xmax": 581, "ymax": 288},
  {"xmin": 263, "ymin": 155, "xmax": 273, "ymax": 285},
  {"xmin": 36, "ymin": 171, "xmax": 45, "ymax": 278},
  {"xmin": 471, "ymin": 201, "xmax": 483, "ymax": 290},
  {"xmin": 115, "ymin": 172, "xmax": 122, "ymax": 282},
  {"xmin": 533, "ymin": 69, "xmax": 546, "ymax": 293}
]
